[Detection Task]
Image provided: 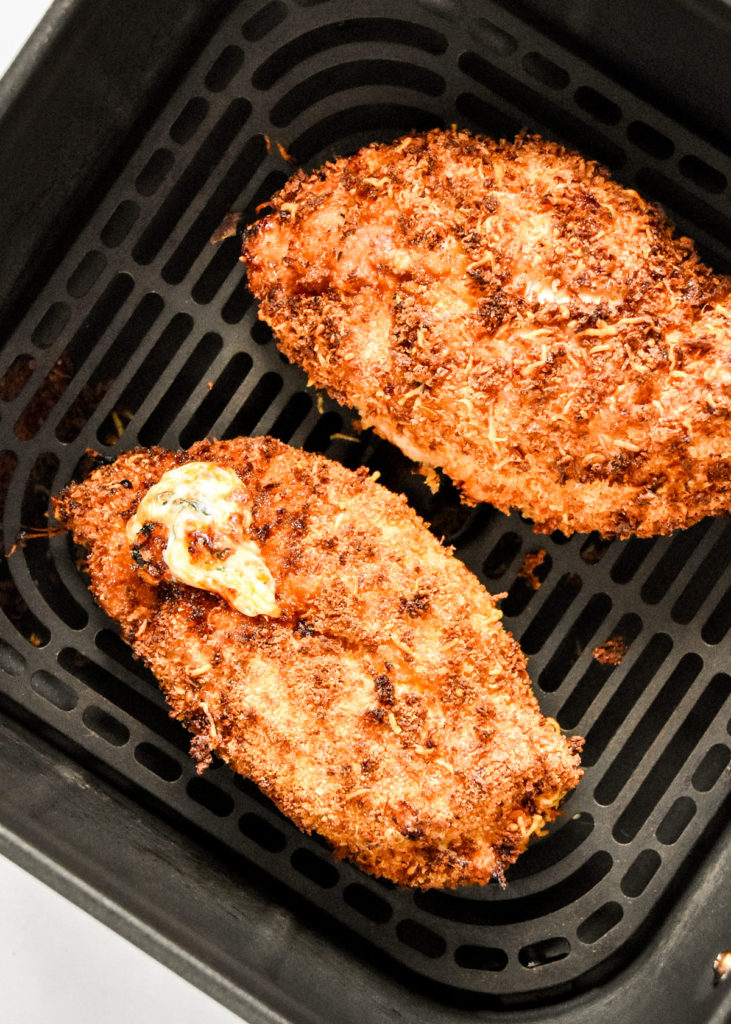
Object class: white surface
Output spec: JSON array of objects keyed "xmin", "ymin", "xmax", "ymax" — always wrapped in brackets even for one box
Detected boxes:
[
  {"xmin": 0, "ymin": 2, "xmax": 55, "ymax": 77},
  {"xmin": 0, "ymin": 853, "xmax": 243, "ymax": 1024},
  {"xmin": 0, "ymin": 5, "xmax": 245, "ymax": 1020}
]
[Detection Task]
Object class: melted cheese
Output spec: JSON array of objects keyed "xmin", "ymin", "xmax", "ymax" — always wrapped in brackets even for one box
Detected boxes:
[{"xmin": 126, "ymin": 462, "xmax": 280, "ymax": 617}]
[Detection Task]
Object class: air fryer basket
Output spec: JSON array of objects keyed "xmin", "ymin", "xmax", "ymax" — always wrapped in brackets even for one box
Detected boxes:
[{"xmin": 0, "ymin": 0, "xmax": 729, "ymax": 1020}]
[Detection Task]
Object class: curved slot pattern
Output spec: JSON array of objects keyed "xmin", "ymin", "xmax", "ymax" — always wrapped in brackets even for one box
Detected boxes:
[
  {"xmin": 620, "ymin": 849, "xmax": 661, "ymax": 898},
  {"xmin": 396, "ymin": 919, "xmax": 446, "ymax": 960},
  {"xmin": 577, "ymin": 902, "xmax": 623, "ymax": 944},
  {"xmin": 416, "ymin": 851, "xmax": 613, "ymax": 926},
  {"xmin": 343, "ymin": 883, "xmax": 392, "ymax": 923},
  {"xmin": 252, "ymin": 19, "xmax": 447, "ymax": 90},
  {"xmin": 455, "ymin": 944, "xmax": 508, "ymax": 971},
  {"xmin": 30, "ymin": 670, "xmax": 77, "ymax": 711},
  {"xmin": 270, "ymin": 60, "xmax": 445, "ymax": 127},
  {"xmin": 519, "ymin": 936, "xmax": 570, "ymax": 968},
  {"xmin": 459, "ymin": 52, "xmax": 625, "ymax": 170}
]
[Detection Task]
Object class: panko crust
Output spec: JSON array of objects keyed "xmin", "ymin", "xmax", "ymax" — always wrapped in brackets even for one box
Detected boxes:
[
  {"xmin": 53, "ymin": 436, "xmax": 582, "ymax": 889},
  {"xmin": 242, "ymin": 128, "xmax": 731, "ymax": 538}
]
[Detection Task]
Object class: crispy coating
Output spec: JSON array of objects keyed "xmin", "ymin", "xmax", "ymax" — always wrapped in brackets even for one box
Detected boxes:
[
  {"xmin": 242, "ymin": 128, "xmax": 731, "ymax": 538},
  {"xmin": 53, "ymin": 436, "xmax": 582, "ymax": 889}
]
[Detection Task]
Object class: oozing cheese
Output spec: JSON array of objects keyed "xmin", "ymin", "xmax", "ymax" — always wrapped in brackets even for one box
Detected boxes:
[{"xmin": 126, "ymin": 462, "xmax": 280, "ymax": 617}]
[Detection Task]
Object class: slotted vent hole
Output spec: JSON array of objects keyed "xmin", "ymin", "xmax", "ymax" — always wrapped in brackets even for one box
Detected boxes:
[
  {"xmin": 204, "ymin": 45, "xmax": 244, "ymax": 92},
  {"xmin": 343, "ymin": 883, "xmax": 392, "ymax": 923},
  {"xmin": 0, "ymin": 354, "xmax": 35, "ymax": 402},
  {"xmin": 641, "ymin": 520, "xmax": 712, "ymax": 605},
  {"xmin": 505, "ymin": 812, "xmax": 594, "ymax": 882},
  {"xmin": 239, "ymin": 812, "xmax": 287, "ymax": 852},
  {"xmin": 692, "ymin": 744, "xmax": 729, "ymax": 792},
  {"xmin": 701, "ymin": 584, "xmax": 731, "ymax": 645},
  {"xmin": 58, "ymin": 647, "xmax": 189, "ymax": 751},
  {"xmin": 483, "ymin": 531, "xmax": 521, "ymax": 578},
  {"xmin": 135, "ymin": 148, "xmax": 175, "ymax": 196},
  {"xmin": 678, "ymin": 155, "xmax": 726, "ymax": 194},
  {"xmin": 500, "ymin": 552, "xmax": 554, "ymax": 619},
  {"xmin": 454, "ymin": 945, "xmax": 508, "ymax": 971},
  {"xmin": 134, "ymin": 742, "xmax": 182, "ymax": 782},
  {"xmin": 396, "ymin": 919, "xmax": 446, "ymax": 960},
  {"xmin": 538, "ymin": 592, "xmax": 612, "ymax": 692},
  {"xmin": 162, "ymin": 133, "xmax": 266, "ymax": 285},
  {"xmin": 290, "ymin": 848, "xmax": 339, "ymax": 888},
  {"xmin": 303, "ymin": 411, "xmax": 344, "ymax": 455},
  {"xmin": 187, "ymin": 776, "xmax": 235, "ymax": 817},
  {"xmin": 32, "ymin": 302, "xmax": 71, "ymax": 349},
  {"xmin": 97, "ymin": 313, "xmax": 194, "ymax": 445},
  {"xmin": 100, "ymin": 201, "xmax": 140, "ymax": 248},
  {"xmin": 83, "ymin": 705, "xmax": 130, "ymax": 747},
  {"xmin": 621, "ymin": 849, "xmax": 661, "ymax": 898},
  {"xmin": 519, "ymin": 937, "xmax": 570, "ymax": 969},
  {"xmin": 133, "ymin": 100, "xmax": 251, "ymax": 266},
  {"xmin": 656, "ymin": 796, "xmax": 696, "ymax": 845},
  {"xmin": 57, "ymin": 292, "xmax": 165, "ymax": 443},
  {"xmin": 252, "ymin": 19, "xmax": 447, "ymax": 91},
  {"xmin": 416, "ymin": 851, "xmax": 613, "ymax": 925},
  {"xmin": 520, "ymin": 572, "xmax": 583, "ymax": 654},
  {"xmin": 95, "ymin": 629, "xmax": 160, "ymax": 690},
  {"xmin": 242, "ymin": 1, "xmax": 288, "ymax": 41},
  {"xmin": 473, "ymin": 18, "xmax": 517, "ymax": 55},
  {"xmin": 66, "ymin": 250, "xmax": 107, "ymax": 298},
  {"xmin": 17, "ymin": 274, "xmax": 134, "ymax": 440},
  {"xmin": 19, "ymin": 452, "xmax": 88, "ymax": 631},
  {"xmin": 456, "ymin": 92, "xmax": 522, "ymax": 145},
  {"xmin": 289, "ymin": 104, "xmax": 443, "ymax": 167},
  {"xmin": 613, "ymin": 673, "xmax": 730, "ymax": 843},
  {"xmin": 580, "ymin": 532, "xmax": 614, "ymax": 565},
  {"xmin": 192, "ymin": 237, "xmax": 241, "ymax": 305},
  {"xmin": 521, "ymin": 52, "xmax": 570, "ymax": 90},
  {"xmin": 635, "ymin": 168, "xmax": 731, "ymax": 250},
  {"xmin": 223, "ymin": 372, "xmax": 284, "ymax": 439},
  {"xmin": 577, "ymin": 902, "xmax": 623, "ymax": 944},
  {"xmin": 270, "ymin": 61, "xmax": 445, "ymax": 128},
  {"xmin": 0, "ymin": 452, "xmax": 49, "ymax": 648},
  {"xmin": 458, "ymin": 53, "xmax": 625, "ymax": 171},
  {"xmin": 594, "ymin": 653, "xmax": 703, "ymax": 805},
  {"xmin": 138, "ymin": 332, "xmax": 223, "ymax": 447},
  {"xmin": 581, "ymin": 633, "xmax": 673, "ymax": 768},
  {"xmin": 170, "ymin": 97, "xmax": 209, "ymax": 144},
  {"xmin": 610, "ymin": 536, "xmax": 655, "ymax": 584},
  {"xmin": 179, "ymin": 351, "xmax": 252, "ymax": 448},
  {"xmin": 558, "ymin": 612, "xmax": 643, "ymax": 730},
  {"xmin": 626, "ymin": 121, "xmax": 674, "ymax": 159},
  {"xmin": 671, "ymin": 523, "xmax": 731, "ymax": 624},
  {"xmin": 30, "ymin": 670, "xmax": 77, "ymax": 711},
  {"xmin": 574, "ymin": 86, "xmax": 622, "ymax": 125},
  {"xmin": 268, "ymin": 392, "xmax": 314, "ymax": 444}
]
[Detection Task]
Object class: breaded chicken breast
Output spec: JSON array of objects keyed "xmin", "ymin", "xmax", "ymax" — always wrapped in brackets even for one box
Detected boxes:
[
  {"xmin": 53, "ymin": 436, "xmax": 582, "ymax": 888},
  {"xmin": 242, "ymin": 128, "xmax": 731, "ymax": 538}
]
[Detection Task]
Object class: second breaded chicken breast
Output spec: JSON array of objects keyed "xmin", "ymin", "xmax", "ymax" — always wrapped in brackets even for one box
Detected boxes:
[
  {"xmin": 53, "ymin": 436, "xmax": 582, "ymax": 889},
  {"xmin": 242, "ymin": 128, "xmax": 731, "ymax": 538}
]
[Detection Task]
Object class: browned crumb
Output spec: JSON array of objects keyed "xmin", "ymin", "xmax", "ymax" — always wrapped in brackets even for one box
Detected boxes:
[
  {"xmin": 592, "ymin": 637, "xmax": 628, "ymax": 666},
  {"xmin": 517, "ymin": 549, "xmax": 548, "ymax": 590}
]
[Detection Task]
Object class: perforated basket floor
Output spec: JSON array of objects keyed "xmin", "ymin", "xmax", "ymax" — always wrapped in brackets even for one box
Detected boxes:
[{"xmin": 0, "ymin": 0, "xmax": 730, "ymax": 1011}]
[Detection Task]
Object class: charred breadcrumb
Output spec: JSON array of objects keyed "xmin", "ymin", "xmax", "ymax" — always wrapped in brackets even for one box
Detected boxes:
[
  {"xmin": 242, "ymin": 128, "xmax": 731, "ymax": 538},
  {"xmin": 53, "ymin": 436, "xmax": 582, "ymax": 889}
]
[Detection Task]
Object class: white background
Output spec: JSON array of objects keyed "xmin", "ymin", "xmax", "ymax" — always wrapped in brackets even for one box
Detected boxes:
[{"xmin": 0, "ymin": 6, "xmax": 244, "ymax": 1021}]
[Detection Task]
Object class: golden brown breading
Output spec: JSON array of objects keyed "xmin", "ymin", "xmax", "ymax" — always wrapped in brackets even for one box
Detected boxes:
[
  {"xmin": 53, "ymin": 436, "xmax": 582, "ymax": 889},
  {"xmin": 242, "ymin": 128, "xmax": 731, "ymax": 538}
]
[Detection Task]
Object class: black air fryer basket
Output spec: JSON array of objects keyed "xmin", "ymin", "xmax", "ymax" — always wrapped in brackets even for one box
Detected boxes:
[{"xmin": 0, "ymin": 2, "xmax": 729, "ymax": 1022}]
